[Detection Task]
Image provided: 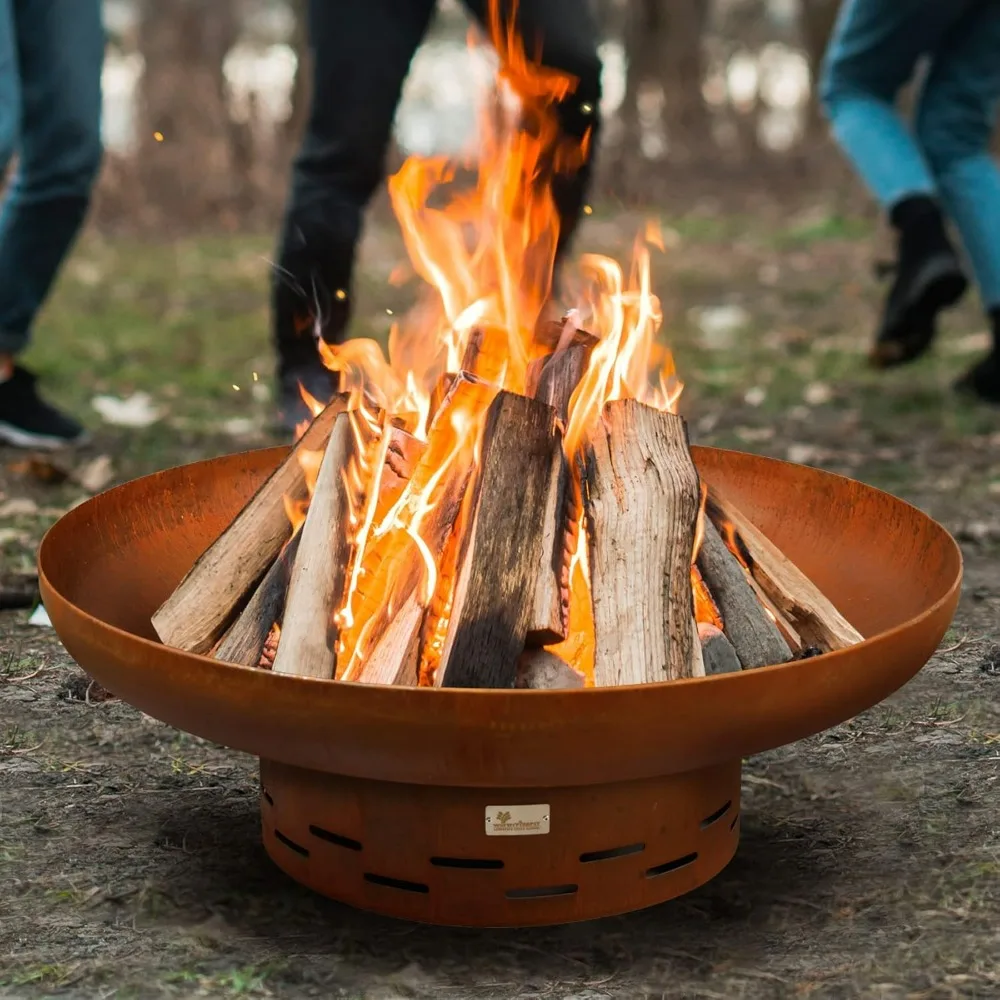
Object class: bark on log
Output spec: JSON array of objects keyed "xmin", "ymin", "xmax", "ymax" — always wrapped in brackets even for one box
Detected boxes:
[
  {"xmin": 516, "ymin": 649, "xmax": 585, "ymax": 689},
  {"xmin": 533, "ymin": 319, "xmax": 600, "ymax": 354},
  {"xmin": 696, "ymin": 518, "xmax": 792, "ymax": 669},
  {"xmin": 707, "ymin": 489, "xmax": 863, "ymax": 651},
  {"xmin": 527, "ymin": 342, "xmax": 593, "ymax": 421},
  {"xmin": 583, "ymin": 399, "xmax": 701, "ymax": 685},
  {"xmin": 214, "ymin": 532, "xmax": 300, "ymax": 667},
  {"xmin": 271, "ymin": 411, "xmax": 357, "ymax": 679},
  {"xmin": 151, "ymin": 396, "xmax": 347, "ymax": 653},
  {"xmin": 374, "ymin": 426, "xmax": 426, "ymax": 524},
  {"xmin": 698, "ymin": 622, "xmax": 742, "ymax": 675},
  {"xmin": 433, "ymin": 391, "xmax": 562, "ymax": 689}
]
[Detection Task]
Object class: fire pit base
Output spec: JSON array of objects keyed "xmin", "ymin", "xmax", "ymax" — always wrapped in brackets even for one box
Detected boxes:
[{"xmin": 260, "ymin": 758, "xmax": 741, "ymax": 927}]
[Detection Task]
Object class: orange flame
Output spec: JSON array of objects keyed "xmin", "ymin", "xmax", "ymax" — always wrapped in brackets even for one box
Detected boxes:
[{"xmin": 277, "ymin": 0, "xmax": 696, "ymax": 684}]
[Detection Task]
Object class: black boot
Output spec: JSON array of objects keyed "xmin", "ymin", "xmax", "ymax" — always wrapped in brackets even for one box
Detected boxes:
[
  {"xmin": 870, "ymin": 195, "xmax": 968, "ymax": 369},
  {"xmin": 955, "ymin": 308, "xmax": 1000, "ymax": 404}
]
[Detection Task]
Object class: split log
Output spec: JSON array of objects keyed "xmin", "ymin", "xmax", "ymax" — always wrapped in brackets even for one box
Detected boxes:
[
  {"xmin": 696, "ymin": 518, "xmax": 791, "ymax": 669},
  {"xmin": 707, "ymin": 489, "xmax": 863, "ymax": 651},
  {"xmin": 525, "ymin": 446, "xmax": 570, "ymax": 646},
  {"xmin": 214, "ymin": 532, "xmax": 300, "ymax": 667},
  {"xmin": 523, "ymin": 342, "xmax": 594, "ymax": 646},
  {"xmin": 271, "ymin": 411, "xmax": 358, "ymax": 679},
  {"xmin": 427, "ymin": 370, "xmax": 488, "ymax": 427},
  {"xmin": 374, "ymin": 426, "xmax": 426, "ymax": 524},
  {"xmin": 516, "ymin": 649, "xmax": 585, "ymax": 689},
  {"xmin": 583, "ymin": 399, "xmax": 701, "ymax": 685},
  {"xmin": 698, "ymin": 622, "xmax": 742, "ymax": 675},
  {"xmin": 433, "ymin": 391, "xmax": 562, "ymax": 689},
  {"xmin": 526, "ymin": 342, "xmax": 593, "ymax": 420},
  {"xmin": 344, "ymin": 377, "xmax": 498, "ymax": 685},
  {"xmin": 534, "ymin": 318, "xmax": 600, "ymax": 355},
  {"xmin": 151, "ymin": 396, "xmax": 347, "ymax": 653}
]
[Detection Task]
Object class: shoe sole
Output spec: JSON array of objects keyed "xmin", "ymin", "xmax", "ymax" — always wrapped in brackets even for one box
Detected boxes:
[
  {"xmin": 870, "ymin": 258, "xmax": 968, "ymax": 369},
  {"xmin": 0, "ymin": 421, "xmax": 90, "ymax": 451}
]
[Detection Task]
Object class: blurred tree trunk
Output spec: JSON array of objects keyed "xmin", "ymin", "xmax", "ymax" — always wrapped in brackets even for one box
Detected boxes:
[
  {"xmin": 800, "ymin": 0, "xmax": 840, "ymax": 134},
  {"xmin": 285, "ymin": 0, "xmax": 312, "ymax": 144},
  {"xmin": 658, "ymin": 0, "xmax": 710, "ymax": 157},
  {"xmin": 136, "ymin": 0, "xmax": 243, "ymax": 226}
]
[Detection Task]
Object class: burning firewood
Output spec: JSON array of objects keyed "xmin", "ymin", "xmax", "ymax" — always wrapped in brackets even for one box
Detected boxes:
[
  {"xmin": 582, "ymin": 399, "xmax": 702, "ymax": 685},
  {"xmin": 707, "ymin": 489, "xmax": 863, "ymax": 652},
  {"xmin": 430, "ymin": 391, "xmax": 562, "ymax": 689},
  {"xmin": 696, "ymin": 518, "xmax": 792, "ymax": 669},
  {"xmin": 344, "ymin": 375, "xmax": 498, "ymax": 685},
  {"xmin": 271, "ymin": 411, "xmax": 363, "ymax": 680},
  {"xmin": 152, "ymin": 396, "xmax": 348, "ymax": 654}
]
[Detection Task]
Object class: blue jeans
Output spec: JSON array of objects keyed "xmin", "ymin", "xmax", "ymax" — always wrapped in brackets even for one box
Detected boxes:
[
  {"xmin": 821, "ymin": 0, "xmax": 1000, "ymax": 309},
  {"xmin": 0, "ymin": 0, "xmax": 104, "ymax": 355}
]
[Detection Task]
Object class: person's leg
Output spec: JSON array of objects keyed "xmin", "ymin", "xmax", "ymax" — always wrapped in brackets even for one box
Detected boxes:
[
  {"xmin": 911, "ymin": 3, "xmax": 1000, "ymax": 401},
  {"xmin": 273, "ymin": 0, "xmax": 437, "ymax": 429},
  {"xmin": 462, "ymin": 0, "xmax": 602, "ymax": 262},
  {"xmin": 0, "ymin": 0, "xmax": 17, "ymax": 175},
  {"xmin": 820, "ymin": 0, "xmax": 970, "ymax": 367},
  {"xmin": 0, "ymin": 0, "xmax": 103, "ymax": 449}
]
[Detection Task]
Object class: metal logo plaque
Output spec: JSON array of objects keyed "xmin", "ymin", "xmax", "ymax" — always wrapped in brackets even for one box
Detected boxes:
[{"xmin": 485, "ymin": 804, "xmax": 550, "ymax": 836}]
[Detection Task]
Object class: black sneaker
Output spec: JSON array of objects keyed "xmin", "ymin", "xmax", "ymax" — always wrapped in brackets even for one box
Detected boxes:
[
  {"xmin": 0, "ymin": 366, "xmax": 88, "ymax": 450},
  {"xmin": 870, "ymin": 250, "xmax": 968, "ymax": 368},
  {"xmin": 275, "ymin": 359, "xmax": 339, "ymax": 434},
  {"xmin": 955, "ymin": 350, "xmax": 1000, "ymax": 404}
]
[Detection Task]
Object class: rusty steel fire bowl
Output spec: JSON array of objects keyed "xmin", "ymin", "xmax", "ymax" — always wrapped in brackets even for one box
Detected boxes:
[{"xmin": 38, "ymin": 445, "xmax": 961, "ymax": 927}]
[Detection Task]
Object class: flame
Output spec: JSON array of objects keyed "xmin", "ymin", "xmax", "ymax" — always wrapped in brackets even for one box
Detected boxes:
[{"xmin": 276, "ymin": 0, "xmax": 701, "ymax": 684}]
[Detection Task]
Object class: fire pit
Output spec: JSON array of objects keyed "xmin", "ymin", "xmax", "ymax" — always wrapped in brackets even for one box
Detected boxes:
[{"xmin": 38, "ymin": 444, "xmax": 960, "ymax": 927}]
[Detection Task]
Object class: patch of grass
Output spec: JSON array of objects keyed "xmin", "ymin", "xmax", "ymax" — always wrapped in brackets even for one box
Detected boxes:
[
  {"xmin": 0, "ymin": 963, "xmax": 74, "ymax": 988},
  {"xmin": 163, "ymin": 964, "xmax": 278, "ymax": 997}
]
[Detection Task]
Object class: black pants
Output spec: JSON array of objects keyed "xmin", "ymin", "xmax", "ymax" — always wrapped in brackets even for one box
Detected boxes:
[{"xmin": 273, "ymin": 0, "xmax": 602, "ymax": 375}]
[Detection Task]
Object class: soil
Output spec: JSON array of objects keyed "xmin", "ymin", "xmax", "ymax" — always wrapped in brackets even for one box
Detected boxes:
[
  {"xmin": 1, "ymin": 479, "xmax": 997, "ymax": 1000},
  {"xmin": 2, "ymin": 216, "xmax": 999, "ymax": 998}
]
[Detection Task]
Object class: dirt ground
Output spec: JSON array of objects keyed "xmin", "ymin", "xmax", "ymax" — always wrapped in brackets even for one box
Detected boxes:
[{"xmin": 2, "ymin": 209, "xmax": 999, "ymax": 998}]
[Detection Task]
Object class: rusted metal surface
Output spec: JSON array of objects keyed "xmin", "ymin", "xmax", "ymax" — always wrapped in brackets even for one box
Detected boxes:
[{"xmin": 37, "ymin": 446, "xmax": 962, "ymax": 925}]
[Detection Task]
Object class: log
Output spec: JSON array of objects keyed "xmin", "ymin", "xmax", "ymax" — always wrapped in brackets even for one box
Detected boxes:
[
  {"xmin": 374, "ymin": 426, "xmax": 426, "ymax": 524},
  {"xmin": 342, "ymin": 377, "xmax": 498, "ymax": 684},
  {"xmin": 583, "ymin": 399, "xmax": 701, "ymax": 685},
  {"xmin": 214, "ymin": 532, "xmax": 301, "ymax": 667},
  {"xmin": 433, "ymin": 391, "xmax": 562, "ymax": 689},
  {"xmin": 525, "ymin": 446, "xmax": 570, "ymax": 646},
  {"xmin": 460, "ymin": 326, "xmax": 508, "ymax": 385},
  {"xmin": 516, "ymin": 649, "xmax": 585, "ymax": 689},
  {"xmin": 0, "ymin": 571, "xmax": 38, "ymax": 610},
  {"xmin": 707, "ymin": 489, "xmax": 864, "ymax": 651},
  {"xmin": 534, "ymin": 318, "xmax": 600, "ymax": 355},
  {"xmin": 271, "ymin": 411, "xmax": 358, "ymax": 679},
  {"xmin": 526, "ymin": 342, "xmax": 593, "ymax": 421},
  {"xmin": 151, "ymin": 396, "xmax": 348, "ymax": 653},
  {"xmin": 523, "ymin": 342, "xmax": 595, "ymax": 646},
  {"xmin": 427, "ymin": 370, "xmax": 488, "ymax": 427},
  {"xmin": 698, "ymin": 622, "xmax": 742, "ymax": 675},
  {"xmin": 696, "ymin": 518, "xmax": 792, "ymax": 669}
]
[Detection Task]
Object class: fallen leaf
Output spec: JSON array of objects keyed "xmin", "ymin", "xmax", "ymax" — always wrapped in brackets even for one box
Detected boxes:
[
  {"xmin": 744, "ymin": 386, "xmax": 767, "ymax": 407},
  {"xmin": 0, "ymin": 497, "xmax": 39, "ymax": 517},
  {"xmin": 787, "ymin": 405, "xmax": 811, "ymax": 422},
  {"xmin": 735, "ymin": 426, "xmax": 775, "ymax": 443},
  {"xmin": 803, "ymin": 382, "xmax": 833, "ymax": 406},
  {"xmin": 787, "ymin": 444, "xmax": 820, "ymax": 465},
  {"xmin": 7, "ymin": 456, "xmax": 71, "ymax": 485},
  {"xmin": 221, "ymin": 417, "xmax": 257, "ymax": 438},
  {"xmin": 74, "ymin": 455, "xmax": 115, "ymax": 494},
  {"xmin": 91, "ymin": 392, "xmax": 163, "ymax": 428},
  {"xmin": 693, "ymin": 304, "xmax": 749, "ymax": 349}
]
